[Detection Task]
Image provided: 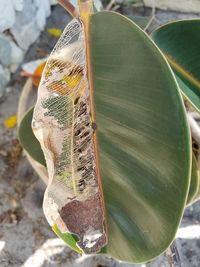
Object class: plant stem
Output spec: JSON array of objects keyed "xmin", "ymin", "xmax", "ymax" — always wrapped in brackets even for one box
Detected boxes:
[
  {"xmin": 58, "ymin": 0, "xmax": 79, "ymax": 17},
  {"xmin": 166, "ymin": 242, "xmax": 182, "ymax": 267},
  {"xmin": 106, "ymin": 0, "xmax": 116, "ymax": 10},
  {"xmin": 78, "ymin": 0, "xmax": 93, "ymax": 24},
  {"xmin": 187, "ymin": 113, "xmax": 200, "ymax": 146}
]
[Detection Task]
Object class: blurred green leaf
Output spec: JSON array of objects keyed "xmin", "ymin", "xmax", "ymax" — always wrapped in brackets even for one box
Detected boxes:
[
  {"xmin": 151, "ymin": 20, "xmax": 200, "ymax": 112},
  {"xmin": 18, "ymin": 107, "xmax": 46, "ymax": 167}
]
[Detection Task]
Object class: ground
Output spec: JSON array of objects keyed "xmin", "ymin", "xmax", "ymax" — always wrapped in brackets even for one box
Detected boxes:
[{"xmin": 0, "ymin": 4, "xmax": 200, "ymax": 267}]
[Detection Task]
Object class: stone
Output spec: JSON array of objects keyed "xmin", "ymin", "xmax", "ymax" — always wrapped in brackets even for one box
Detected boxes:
[
  {"xmin": 10, "ymin": 0, "xmax": 41, "ymax": 50},
  {"xmin": 0, "ymin": 0, "xmax": 15, "ymax": 32},
  {"xmin": 155, "ymin": 9, "xmax": 200, "ymax": 26},
  {"xmin": 0, "ymin": 65, "xmax": 10, "ymax": 97},
  {"xmin": 0, "ymin": 35, "xmax": 12, "ymax": 67},
  {"xmin": 10, "ymin": 0, "xmax": 52, "ymax": 50},
  {"xmin": 9, "ymin": 41, "xmax": 24, "ymax": 72},
  {"xmin": 22, "ymin": 58, "xmax": 47, "ymax": 74},
  {"xmin": 35, "ymin": 0, "xmax": 51, "ymax": 30},
  {"xmin": 13, "ymin": 0, "xmax": 24, "ymax": 11},
  {"xmin": 144, "ymin": 0, "xmax": 200, "ymax": 14},
  {"xmin": 0, "ymin": 34, "xmax": 24, "ymax": 71},
  {"xmin": 94, "ymin": 0, "xmax": 103, "ymax": 11},
  {"xmin": 11, "ymin": 21, "xmax": 41, "ymax": 51},
  {"xmin": 50, "ymin": 0, "xmax": 58, "ymax": 5}
]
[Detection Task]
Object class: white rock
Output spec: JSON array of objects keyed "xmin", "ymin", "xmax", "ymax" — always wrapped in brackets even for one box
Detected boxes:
[
  {"xmin": 0, "ymin": 0, "xmax": 15, "ymax": 32},
  {"xmin": 10, "ymin": 0, "xmax": 52, "ymax": 50},
  {"xmin": 22, "ymin": 58, "xmax": 47, "ymax": 74},
  {"xmin": 0, "ymin": 65, "xmax": 10, "ymax": 97},
  {"xmin": 0, "ymin": 34, "xmax": 24, "ymax": 71},
  {"xmin": 36, "ymin": 0, "xmax": 51, "ymax": 30},
  {"xmin": 9, "ymin": 41, "xmax": 24, "ymax": 72},
  {"xmin": 0, "ymin": 65, "xmax": 10, "ymax": 82},
  {"xmin": 13, "ymin": 0, "xmax": 24, "ymax": 11},
  {"xmin": 144, "ymin": 0, "xmax": 200, "ymax": 14},
  {"xmin": 11, "ymin": 19, "xmax": 41, "ymax": 51},
  {"xmin": 34, "ymin": 0, "xmax": 51, "ymax": 16},
  {"xmin": 94, "ymin": 0, "xmax": 103, "ymax": 11},
  {"xmin": 36, "ymin": 8, "xmax": 47, "ymax": 30},
  {"xmin": 37, "ymin": 0, "xmax": 51, "ymax": 15},
  {"xmin": 10, "ymin": 0, "xmax": 41, "ymax": 50},
  {"xmin": 0, "ymin": 35, "xmax": 12, "ymax": 67},
  {"xmin": 50, "ymin": 0, "xmax": 58, "ymax": 5}
]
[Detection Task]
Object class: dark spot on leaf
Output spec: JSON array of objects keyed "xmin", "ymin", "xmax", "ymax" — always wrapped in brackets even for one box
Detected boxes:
[{"xmin": 74, "ymin": 97, "xmax": 80, "ymax": 105}]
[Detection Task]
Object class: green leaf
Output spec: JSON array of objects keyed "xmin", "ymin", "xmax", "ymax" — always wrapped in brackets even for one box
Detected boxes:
[
  {"xmin": 187, "ymin": 152, "xmax": 200, "ymax": 205},
  {"xmin": 18, "ymin": 107, "xmax": 46, "ymax": 167},
  {"xmin": 52, "ymin": 224, "xmax": 83, "ymax": 254},
  {"xmin": 19, "ymin": 12, "xmax": 191, "ymax": 263},
  {"xmin": 151, "ymin": 20, "xmax": 200, "ymax": 112},
  {"xmin": 89, "ymin": 12, "xmax": 191, "ymax": 263}
]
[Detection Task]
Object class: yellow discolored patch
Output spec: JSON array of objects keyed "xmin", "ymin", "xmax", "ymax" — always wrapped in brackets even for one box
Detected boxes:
[
  {"xmin": 46, "ymin": 64, "xmax": 85, "ymax": 97},
  {"xmin": 63, "ymin": 72, "xmax": 82, "ymax": 89}
]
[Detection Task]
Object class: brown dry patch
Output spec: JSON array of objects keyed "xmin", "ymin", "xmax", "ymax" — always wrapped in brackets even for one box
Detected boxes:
[{"xmin": 59, "ymin": 193, "xmax": 107, "ymax": 254}]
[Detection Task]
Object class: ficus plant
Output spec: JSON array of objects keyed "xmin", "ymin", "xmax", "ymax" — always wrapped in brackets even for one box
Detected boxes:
[{"xmin": 18, "ymin": 0, "xmax": 200, "ymax": 264}]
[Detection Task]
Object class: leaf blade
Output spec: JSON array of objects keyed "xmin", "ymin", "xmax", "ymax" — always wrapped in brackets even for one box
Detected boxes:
[
  {"xmin": 89, "ymin": 11, "xmax": 191, "ymax": 263},
  {"xmin": 18, "ymin": 107, "xmax": 46, "ymax": 166},
  {"xmin": 151, "ymin": 20, "xmax": 200, "ymax": 112}
]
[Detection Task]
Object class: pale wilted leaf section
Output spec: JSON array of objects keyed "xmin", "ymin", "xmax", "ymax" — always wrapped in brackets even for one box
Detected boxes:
[{"xmin": 32, "ymin": 18, "xmax": 107, "ymax": 254}]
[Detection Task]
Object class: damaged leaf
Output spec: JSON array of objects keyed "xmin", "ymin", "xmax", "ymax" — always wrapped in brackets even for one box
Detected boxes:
[
  {"xmin": 32, "ymin": 18, "xmax": 107, "ymax": 254},
  {"xmin": 52, "ymin": 223, "xmax": 82, "ymax": 254},
  {"xmin": 19, "ymin": 10, "xmax": 191, "ymax": 264}
]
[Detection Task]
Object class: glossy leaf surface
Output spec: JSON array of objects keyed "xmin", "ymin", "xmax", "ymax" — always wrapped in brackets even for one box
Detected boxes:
[
  {"xmin": 151, "ymin": 20, "xmax": 200, "ymax": 112},
  {"xmin": 52, "ymin": 224, "xmax": 82, "ymax": 254},
  {"xmin": 19, "ymin": 12, "xmax": 191, "ymax": 263},
  {"xmin": 90, "ymin": 12, "xmax": 191, "ymax": 263}
]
